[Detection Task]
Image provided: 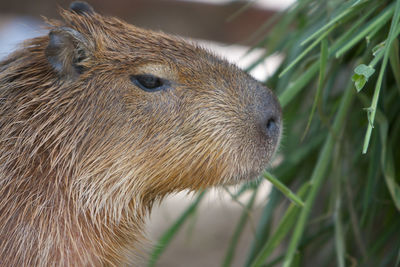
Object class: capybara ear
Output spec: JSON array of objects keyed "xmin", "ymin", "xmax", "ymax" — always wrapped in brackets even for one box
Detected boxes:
[
  {"xmin": 69, "ymin": 1, "xmax": 95, "ymax": 15},
  {"xmin": 45, "ymin": 27, "xmax": 91, "ymax": 78}
]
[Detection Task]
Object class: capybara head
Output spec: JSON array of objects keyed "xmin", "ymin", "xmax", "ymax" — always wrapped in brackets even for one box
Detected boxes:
[{"xmin": 0, "ymin": 1, "xmax": 281, "ymax": 266}]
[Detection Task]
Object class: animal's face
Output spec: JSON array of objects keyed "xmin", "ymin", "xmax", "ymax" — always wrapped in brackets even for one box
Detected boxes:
[{"xmin": 45, "ymin": 4, "xmax": 282, "ymax": 195}]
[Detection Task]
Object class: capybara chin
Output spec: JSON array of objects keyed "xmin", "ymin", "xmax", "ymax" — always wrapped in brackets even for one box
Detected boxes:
[{"xmin": 0, "ymin": 1, "xmax": 282, "ymax": 266}]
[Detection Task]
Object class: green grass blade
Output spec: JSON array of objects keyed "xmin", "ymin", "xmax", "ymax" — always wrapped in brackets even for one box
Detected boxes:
[
  {"xmin": 335, "ymin": 3, "xmax": 395, "ymax": 58},
  {"xmin": 244, "ymin": 189, "xmax": 281, "ymax": 266},
  {"xmin": 244, "ymin": 0, "xmax": 317, "ymax": 67},
  {"xmin": 369, "ymin": 47, "xmax": 385, "ymax": 67},
  {"xmin": 333, "ymin": 148, "xmax": 345, "ymax": 267},
  {"xmin": 263, "ymin": 172, "xmax": 304, "ymax": 207},
  {"xmin": 329, "ymin": 4, "xmax": 378, "ymax": 55},
  {"xmin": 334, "ymin": 195, "xmax": 345, "ymax": 267},
  {"xmin": 363, "ymin": 0, "xmax": 400, "ymax": 154},
  {"xmin": 300, "ymin": 0, "xmax": 361, "ymax": 46},
  {"xmin": 245, "ymin": 136, "xmax": 323, "ymax": 266},
  {"xmin": 302, "ymin": 39, "xmax": 328, "ymax": 140},
  {"xmin": 148, "ymin": 191, "xmax": 206, "ymax": 267},
  {"xmin": 226, "ymin": 0, "xmax": 256, "ymax": 23},
  {"xmin": 266, "ymin": 224, "xmax": 333, "ymax": 267},
  {"xmin": 389, "ymin": 38, "xmax": 400, "ymax": 93},
  {"xmin": 249, "ymin": 183, "xmax": 310, "ymax": 267},
  {"xmin": 366, "ymin": 220, "xmax": 400, "ymax": 263},
  {"xmin": 279, "ymin": 61, "xmax": 320, "ymax": 108},
  {"xmin": 222, "ymin": 189, "xmax": 258, "ymax": 267},
  {"xmin": 381, "ymin": 136, "xmax": 400, "ymax": 211},
  {"xmin": 279, "ymin": 27, "xmax": 333, "ymax": 78},
  {"xmin": 361, "ymin": 132, "xmax": 379, "ymax": 225},
  {"xmin": 282, "ymin": 83, "xmax": 355, "ymax": 267}
]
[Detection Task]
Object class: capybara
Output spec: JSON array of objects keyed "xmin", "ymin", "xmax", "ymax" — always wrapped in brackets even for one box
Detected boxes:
[{"xmin": 0, "ymin": 2, "xmax": 282, "ymax": 266}]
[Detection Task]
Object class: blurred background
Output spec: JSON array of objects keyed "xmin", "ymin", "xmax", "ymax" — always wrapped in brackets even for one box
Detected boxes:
[
  {"xmin": 0, "ymin": 0, "xmax": 294, "ymax": 81},
  {"xmin": 0, "ymin": 0, "xmax": 293, "ymax": 45},
  {"xmin": 0, "ymin": 1, "xmax": 292, "ymax": 266}
]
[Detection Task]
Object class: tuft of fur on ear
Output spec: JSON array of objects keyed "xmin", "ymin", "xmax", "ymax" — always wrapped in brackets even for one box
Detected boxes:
[
  {"xmin": 45, "ymin": 27, "xmax": 91, "ymax": 78},
  {"xmin": 69, "ymin": 1, "xmax": 95, "ymax": 15}
]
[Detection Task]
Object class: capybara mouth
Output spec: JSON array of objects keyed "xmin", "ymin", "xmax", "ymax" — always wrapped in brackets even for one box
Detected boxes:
[{"xmin": 224, "ymin": 122, "xmax": 282, "ymax": 184}]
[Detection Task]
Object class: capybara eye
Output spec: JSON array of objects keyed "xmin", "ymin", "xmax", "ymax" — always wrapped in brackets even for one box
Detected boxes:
[{"xmin": 130, "ymin": 74, "xmax": 166, "ymax": 92}]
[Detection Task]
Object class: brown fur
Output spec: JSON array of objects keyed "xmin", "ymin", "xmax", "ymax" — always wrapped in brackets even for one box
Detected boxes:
[{"xmin": 0, "ymin": 3, "xmax": 281, "ymax": 266}]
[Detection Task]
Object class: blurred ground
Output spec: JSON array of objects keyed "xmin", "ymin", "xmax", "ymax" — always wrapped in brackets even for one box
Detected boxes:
[{"xmin": 0, "ymin": 1, "xmax": 291, "ymax": 266}]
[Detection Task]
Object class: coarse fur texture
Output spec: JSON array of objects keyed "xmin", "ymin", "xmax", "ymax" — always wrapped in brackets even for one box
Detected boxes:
[{"xmin": 0, "ymin": 2, "xmax": 282, "ymax": 266}]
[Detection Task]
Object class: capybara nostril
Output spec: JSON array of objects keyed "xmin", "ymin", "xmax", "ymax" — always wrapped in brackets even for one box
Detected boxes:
[
  {"xmin": 254, "ymin": 86, "xmax": 282, "ymax": 142},
  {"xmin": 259, "ymin": 110, "xmax": 281, "ymax": 143},
  {"xmin": 266, "ymin": 116, "xmax": 278, "ymax": 135}
]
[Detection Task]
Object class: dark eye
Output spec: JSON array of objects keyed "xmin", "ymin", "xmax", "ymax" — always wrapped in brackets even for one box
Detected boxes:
[{"xmin": 130, "ymin": 74, "xmax": 167, "ymax": 92}]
